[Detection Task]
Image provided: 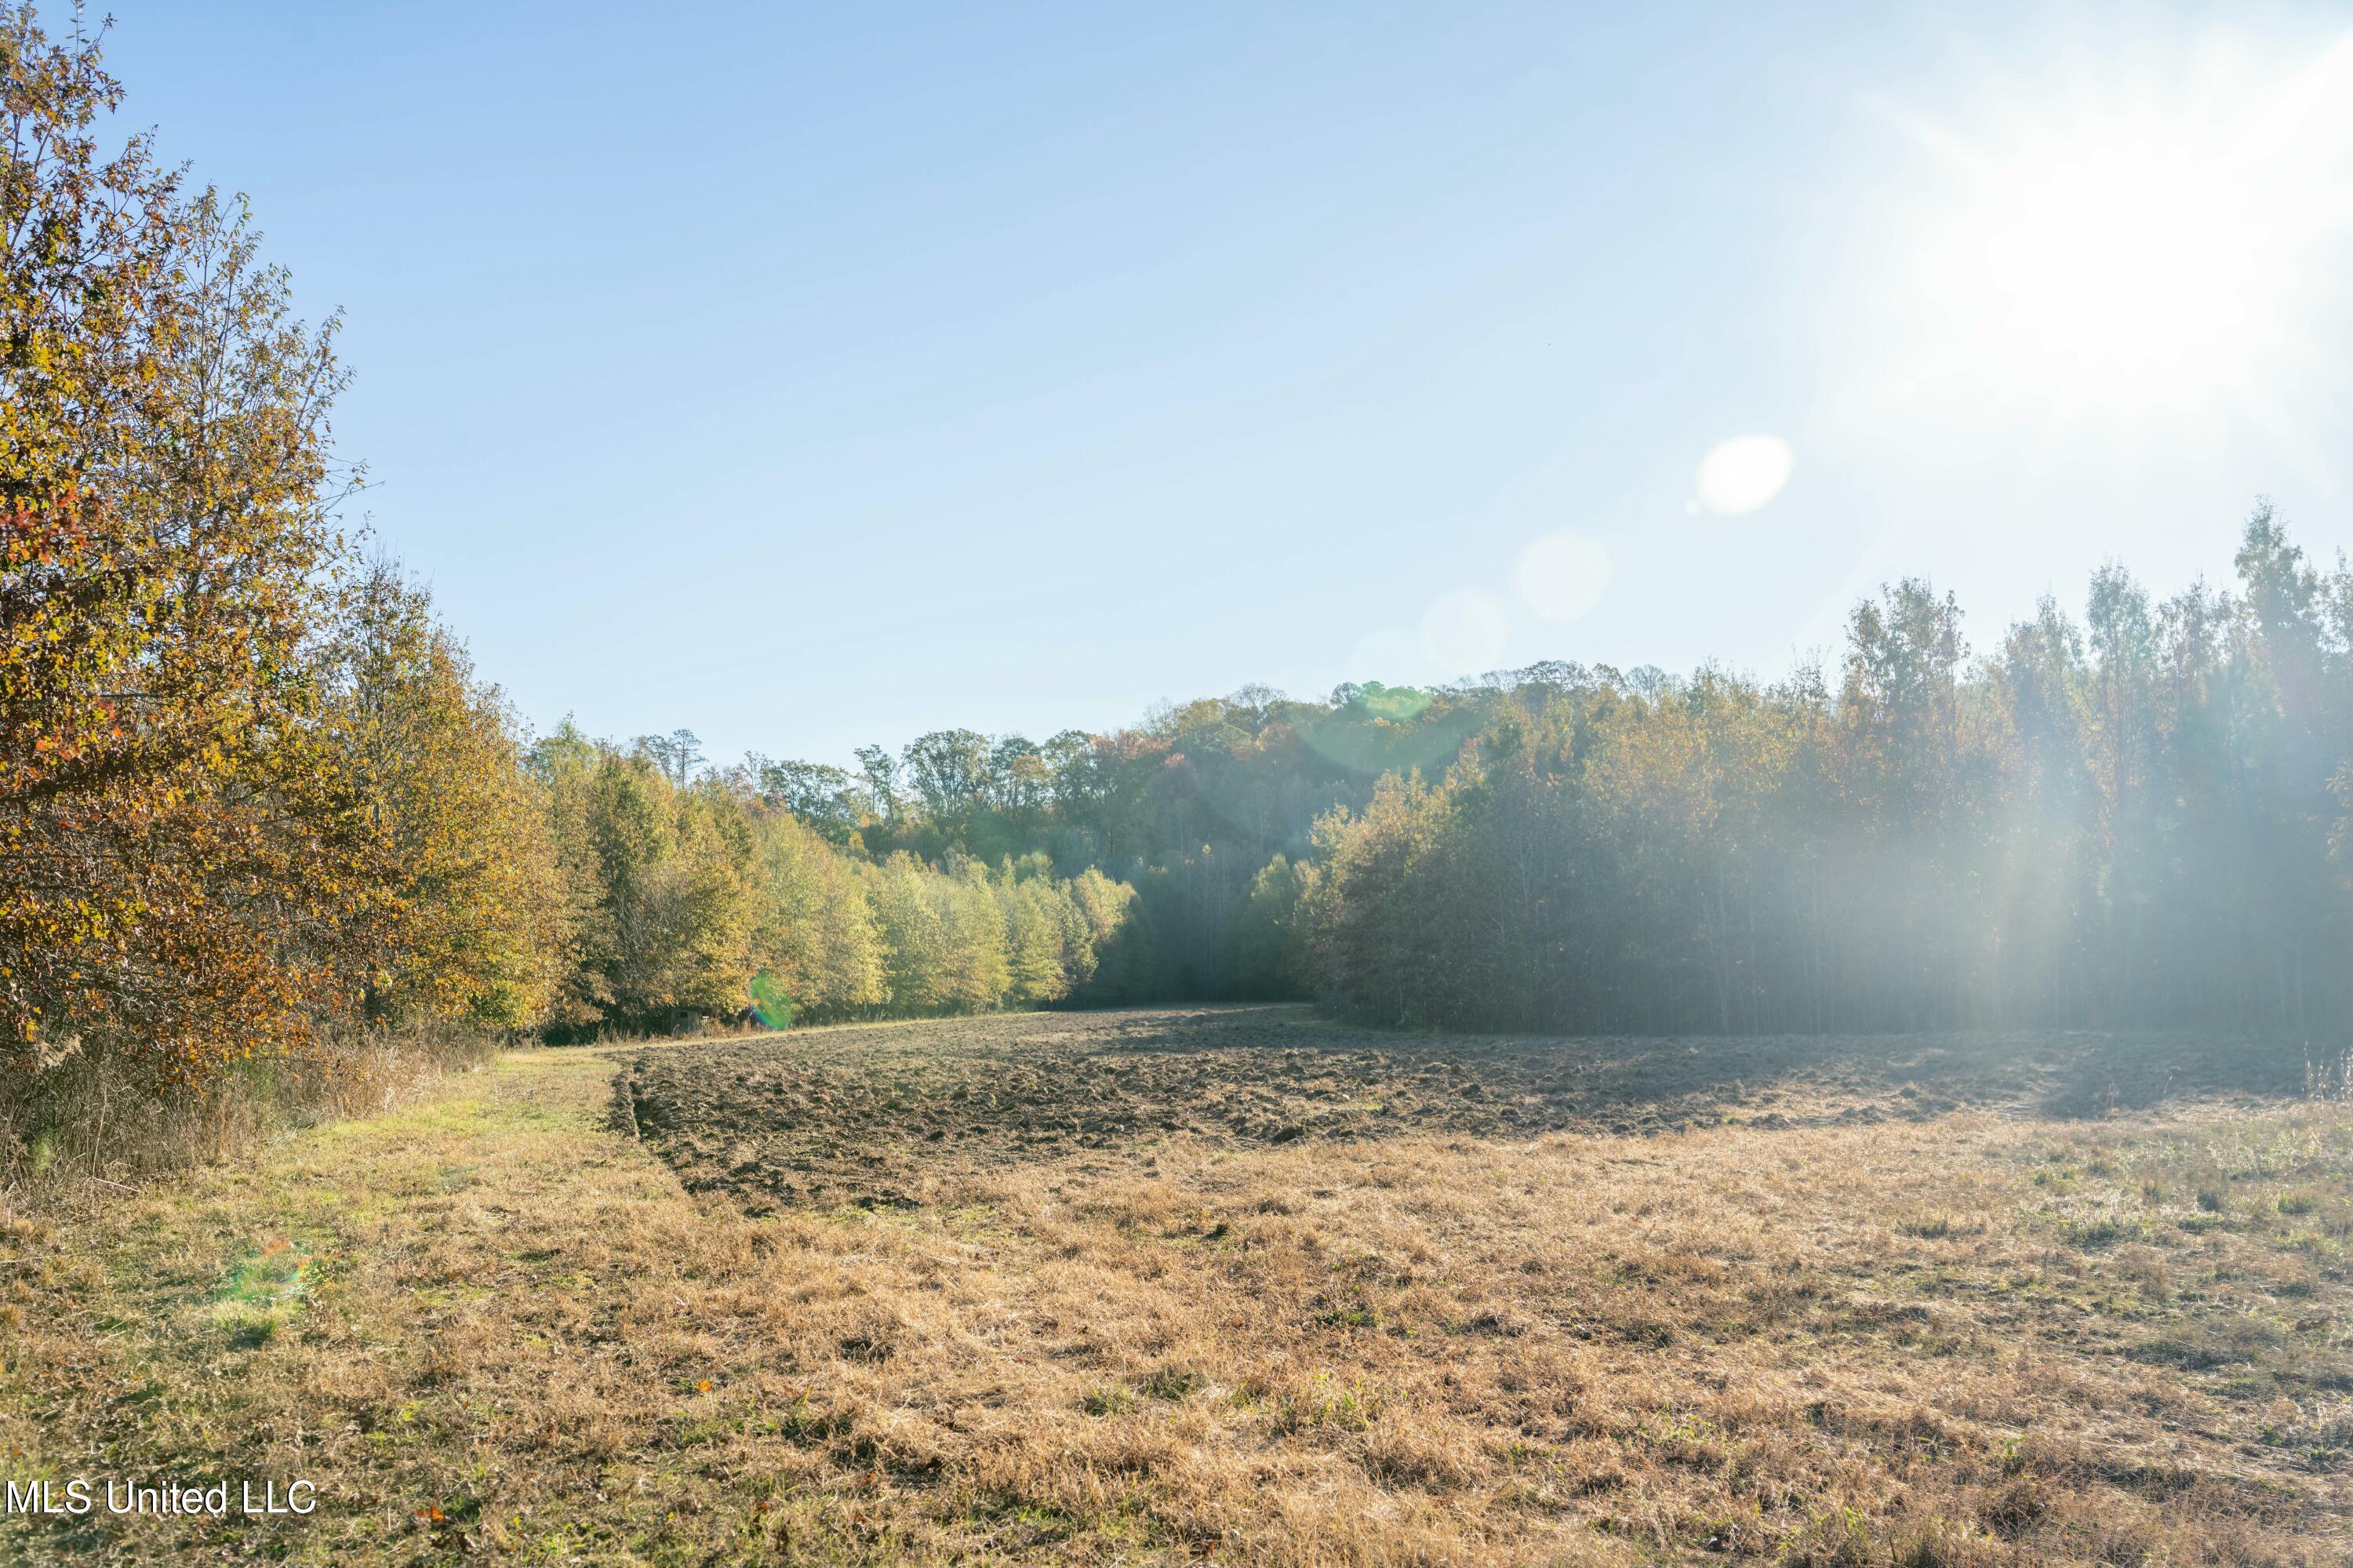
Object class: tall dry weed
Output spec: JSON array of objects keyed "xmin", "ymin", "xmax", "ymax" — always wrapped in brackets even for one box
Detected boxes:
[{"xmin": 0, "ymin": 1018, "xmax": 495, "ymax": 1207}]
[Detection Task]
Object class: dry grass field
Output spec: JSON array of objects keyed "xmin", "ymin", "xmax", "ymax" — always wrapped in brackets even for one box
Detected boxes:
[{"xmin": 3, "ymin": 1007, "xmax": 2349, "ymax": 1566}]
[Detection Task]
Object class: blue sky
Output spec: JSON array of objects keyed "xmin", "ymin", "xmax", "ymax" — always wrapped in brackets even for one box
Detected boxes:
[{"xmin": 99, "ymin": 2, "xmax": 2353, "ymax": 768}]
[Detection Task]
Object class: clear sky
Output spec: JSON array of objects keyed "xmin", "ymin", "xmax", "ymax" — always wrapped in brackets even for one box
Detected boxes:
[{"xmin": 96, "ymin": 2, "xmax": 2353, "ymax": 769}]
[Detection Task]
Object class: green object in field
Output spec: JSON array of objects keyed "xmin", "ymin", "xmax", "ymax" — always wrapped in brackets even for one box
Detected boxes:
[{"xmin": 748, "ymin": 972, "xmax": 794, "ymax": 1030}]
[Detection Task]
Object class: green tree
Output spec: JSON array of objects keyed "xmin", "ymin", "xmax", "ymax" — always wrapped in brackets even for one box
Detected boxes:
[{"xmin": 329, "ymin": 562, "xmax": 569, "ymax": 1030}]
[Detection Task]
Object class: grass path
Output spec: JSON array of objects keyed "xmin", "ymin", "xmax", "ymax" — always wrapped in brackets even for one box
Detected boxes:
[
  {"xmin": 2, "ymin": 1036, "xmax": 2350, "ymax": 1566},
  {"xmin": 0, "ymin": 1048, "xmax": 762, "ymax": 1565}
]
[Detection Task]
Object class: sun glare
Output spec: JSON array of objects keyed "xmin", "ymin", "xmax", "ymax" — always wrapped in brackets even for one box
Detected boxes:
[
  {"xmin": 1887, "ymin": 32, "xmax": 2353, "ymax": 424},
  {"xmin": 1966, "ymin": 137, "xmax": 2264, "ymax": 379}
]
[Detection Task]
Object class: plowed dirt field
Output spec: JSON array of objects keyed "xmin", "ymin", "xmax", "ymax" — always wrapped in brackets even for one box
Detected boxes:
[{"xmin": 614, "ymin": 1004, "xmax": 2311, "ymax": 1211}]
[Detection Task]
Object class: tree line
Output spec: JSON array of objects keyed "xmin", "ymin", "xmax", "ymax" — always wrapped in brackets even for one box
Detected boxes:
[
  {"xmin": 10, "ymin": 5, "xmax": 2353, "ymax": 1129},
  {"xmin": 764, "ymin": 514, "xmax": 2353, "ymax": 1039},
  {"xmin": 529, "ymin": 722, "xmax": 1147, "ymax": 1035},
  {"xmin": 0, "ymin": 10, "xmax": 1141, "ymax": 1105},
  {"xmin": 743, "ymin": 681, "xmax": 1492, "ymax": 999},
  {"xmin": 1293, "ymin": 516, "xmax": 2353, "ymax": 1034}
]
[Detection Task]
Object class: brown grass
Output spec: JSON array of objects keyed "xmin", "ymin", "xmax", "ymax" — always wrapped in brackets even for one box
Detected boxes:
[{"xmin": 2, "ymin": 1010, "xmax": 2348, "ymax": 1565}]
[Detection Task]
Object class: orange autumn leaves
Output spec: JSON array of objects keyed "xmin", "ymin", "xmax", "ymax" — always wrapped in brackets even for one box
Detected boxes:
[{"xmin": 0, "ymin": 10, "xmax": 561, "ymax": 1089}]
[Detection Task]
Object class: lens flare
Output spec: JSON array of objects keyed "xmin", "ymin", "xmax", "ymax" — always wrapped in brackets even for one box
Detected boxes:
[
  {"xmin": 1420, "ymin": 590, "xmax": 1511, "ymax": 676},
  {"xmin": 748, "ymin": 971, "xmax": 794, "ymax": 1030},
  {"xmin": 1694, "ymin": 435, "xmax": 1795, "ymax": 516}
]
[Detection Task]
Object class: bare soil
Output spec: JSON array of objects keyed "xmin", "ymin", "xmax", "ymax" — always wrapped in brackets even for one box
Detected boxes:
[{"xmin": 616, "ymin": 1005, "xmax": 2312, "ymax": 1212}]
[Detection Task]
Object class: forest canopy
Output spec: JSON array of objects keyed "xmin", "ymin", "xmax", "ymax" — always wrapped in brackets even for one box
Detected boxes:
[{"xmin": 747, "ymin": 512, "xmax": 2353, "ymax": 1038}]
